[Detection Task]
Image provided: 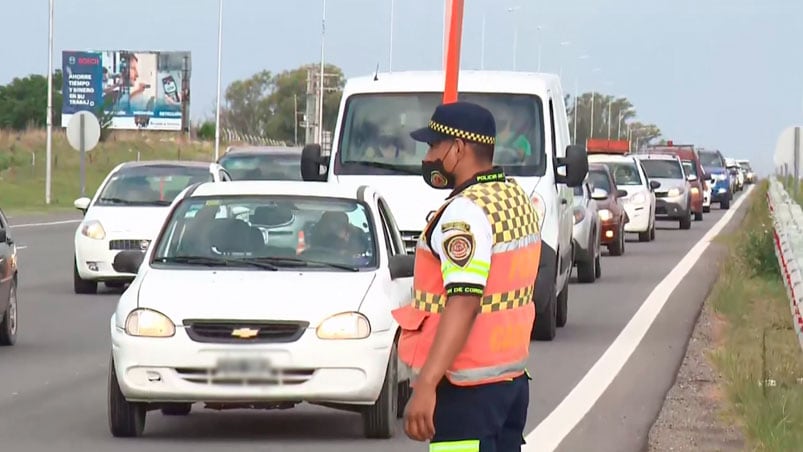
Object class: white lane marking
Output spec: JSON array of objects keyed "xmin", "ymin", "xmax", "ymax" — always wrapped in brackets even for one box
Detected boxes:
[
  {"xmin": 525, "ymin": 186, "xmax": 754, "ymax": 451},
  {"xmin": 15, "ymin": 246, "xmax": 28, "ymax": 250},
  {"xmin": 9, "ymin": 219, "xmax": 81, "ymax": 229}
]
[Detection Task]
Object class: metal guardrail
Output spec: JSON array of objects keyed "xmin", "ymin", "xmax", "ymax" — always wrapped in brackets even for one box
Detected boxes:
[
  {"xmin": 220, "ymin": 128, "xmax": 287, "ymax": 146},
  {"xmin": 767, "ymin": 178, "xmax": 803, "ymax": 355}
]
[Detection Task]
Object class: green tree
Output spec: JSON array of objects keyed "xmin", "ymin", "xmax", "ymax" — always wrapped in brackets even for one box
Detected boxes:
[
  {"xmin": 0, "ymin": 71, "xmax": 63, "ymax": 130},
  {"xmin": 566, "ymin": 91, "xmax": 662, "ymax": 148}
]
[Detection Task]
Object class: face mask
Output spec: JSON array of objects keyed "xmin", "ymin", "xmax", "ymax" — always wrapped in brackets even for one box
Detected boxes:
[{"xmin": 422, "ymin": 143, "xmax": 457, "ymax": 190}]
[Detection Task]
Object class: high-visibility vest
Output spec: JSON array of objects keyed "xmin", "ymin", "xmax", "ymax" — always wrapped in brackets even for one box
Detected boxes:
[{"xmin": 392, "ymin": 178, "xmax": 541, "ymax": 387}]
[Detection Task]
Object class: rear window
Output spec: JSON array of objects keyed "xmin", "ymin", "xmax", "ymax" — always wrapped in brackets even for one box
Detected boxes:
[
  {"xmin": 681, "ymin": 160, "xmax": 697, "ymax": 177},
  {"xmin": 698, "ymin": 151, "xmax": 725, "ymax": 168},
  {"xmin": 589, "ymin": 169, "xmax": 612, "ymax": 192},
  {"xmin": 641, "ymin": 159, "xmax": 683, "ymax": 179},
  {"xmin": 219, "ymin": 153, "xmax": 302, "ymax": 181}
]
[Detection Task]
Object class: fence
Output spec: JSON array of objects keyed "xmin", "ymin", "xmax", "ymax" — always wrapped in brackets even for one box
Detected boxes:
[
  {"xmin": 766, "ymin": 178, "xmax": 803, "ymax": 355},
  {"xmin": 220, "ymin": 128, "xmax": 287, "ymax": 146}
]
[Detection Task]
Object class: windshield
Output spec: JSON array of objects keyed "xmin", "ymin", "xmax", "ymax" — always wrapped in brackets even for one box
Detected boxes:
[
  {"xmin": 96, "ymin": 165, "xmax": 211, "ymax": 206},
  {"xmin": 588, "ymin": 169, "xmax": 612, "ymax": 192},
  {"xmin": 151, "ymin": 195, "xmax": 377, "ymax": 270},
  {"xmin": 601, "ymin": 161, "xmax": 643, "ymax": 186},
  {"xmin": 682, "ymin": 160, "xmax": 697, "ymax": 177},
  {"xmin": 641, "ymin": 159, "xmax": 683, "ymax": 179},
  {"xmin": 698, "ymin": 151, "xmax": 725, "ymax": 168},
  {"xmin": 219, "ymin": 153, "xmax": 302, "ymax": 181},
  {"xmin": 334, "ymin": 92, "xmax": 546, "ymax": 177}
]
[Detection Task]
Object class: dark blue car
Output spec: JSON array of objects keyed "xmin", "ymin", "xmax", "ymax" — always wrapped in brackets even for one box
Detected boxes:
[{"xmin": 697, "ymin": 149, "xmax": 732, "ymax": 209}]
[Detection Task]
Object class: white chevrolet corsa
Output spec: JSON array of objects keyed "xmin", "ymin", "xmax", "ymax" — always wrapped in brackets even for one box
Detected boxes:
[
  {"xmin": 73, "ymin": 161, "xmax": 231, "ymax": 294},
  {"xmin": 108, "ymin": 181, "xmax": 415, "ymax": 439}
]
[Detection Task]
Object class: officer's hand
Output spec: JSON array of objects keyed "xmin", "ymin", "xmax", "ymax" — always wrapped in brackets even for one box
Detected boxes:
[{"xmin": 403, "ymin": 385, "xmax": 437, "ymax": 441}]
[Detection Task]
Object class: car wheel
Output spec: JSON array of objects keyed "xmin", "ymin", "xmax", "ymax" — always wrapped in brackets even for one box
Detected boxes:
[
  {"xmin": 108, "ymin": 358, "xmax": 146, "ymax": 437},
  {"xmin": 720, "ymin": 197, "xmax": 730, "ymax": 209},
  {"xmin": 594, "ymin": 252, "xmax": 602, "ymax": 278},
  {"xmin": 650, "ymin": 221, "xmax": 656, "ymax": 241},
  {"xmin": 363, "ymin": 340, "xmax": 398, "ymax": 439},
  {"xmin": 105, "ymin": 281, "xmax": 126, "ymax": 289},
  {"xmin": 161, "ymin": 404, "xmax": 192, "ymax": 416},
  {"xmin": 679, "ymin": 211, "xmax": 692, "ymax": 230},
  {"xmin": 0, "ymin": 280, "xmax": 18, "ymax": 346},
  {"xmin": 703, "ymin": 205, "xmax": 711, "ymax": 213},
  {"xmin": 396, "ymin": 378, "xmax": 411, "ymax": 419},
  {"xmin": 74, "ymin": 256, "xmax": 98, "ymax": 295},
  {"xmin": 556, "ymin": 279, "xmax": 569, "ymax": 328},
  {"xmin": 576, "ymin": 233, "xmax": 596, "ymax": 283},
  {"xmin": 533, "ymin": 285, "xmax": 557, "ymax": 341},
  {"xmin": 608, "ymin": 227, "xmax": 624, "ymax": 256},
  {"xmin": 638, "ymin": 227, "xmax": 650, "ymax": 242},
  {"xmin": 694, "ymin": 210, "xmax": 703, "ymax": 221}
]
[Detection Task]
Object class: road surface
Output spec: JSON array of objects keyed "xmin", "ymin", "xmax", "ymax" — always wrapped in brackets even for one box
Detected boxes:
[{"xmin": 0, "ymin": 190, "xmax": 750, "ymax": 451}]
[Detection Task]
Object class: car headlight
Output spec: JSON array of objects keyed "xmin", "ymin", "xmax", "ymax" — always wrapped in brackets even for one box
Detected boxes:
[
  {"xmin": 598, "ymin": 209, "xmax": 613, "ymax": 222},
  {"xmin": 630, "ymin": 192, "xmax": 647, "ymax": 204},
  {"xmin": 124, "ymin": 308, "xmax": 176, "ymax": 337},
  {"xmin": 572, "ymin": 206, "xmax": 585, "ymax": 224},
  {"xmin": 80, "ymin": 220, "xmax": 106, "ymax": 240},
  {"xmin": 316, "ymin": 312, "xmax": 371, "ymax": 340},
  {"xmin": 530, "ymin": 193, "xmax": 547, "ymax": 229},
  {"xmin": 716, "ymin": 174, "xmax": 727, "ymax": 181},
  {"xmin": 667, "ymin": 187, "xmax": 682, "ymax": 197}
]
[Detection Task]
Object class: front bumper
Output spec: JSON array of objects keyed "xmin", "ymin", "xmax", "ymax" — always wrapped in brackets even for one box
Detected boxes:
[
  {"xmin": 710, "ymin": 182, "xmax": 730, "ymax": 202},
  {"xmin": 111, "ymin": 322, "xmax": 394, "ymax": 405},
  {"xmin": 75, "ymin": 236, "xmax": 148, "ymax": 281},
  {"xmin": 655, "ymin": 194, "xmax": 689, "ymax": 219},
  {"xmin": 622, "ymin": 202, "xmax": 650, "ymax": 232}
]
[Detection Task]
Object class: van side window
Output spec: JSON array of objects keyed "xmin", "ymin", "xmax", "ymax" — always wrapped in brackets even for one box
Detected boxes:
[{"xmin": 548, "ymin": 98, "xmax": 558, "ymax": 172}]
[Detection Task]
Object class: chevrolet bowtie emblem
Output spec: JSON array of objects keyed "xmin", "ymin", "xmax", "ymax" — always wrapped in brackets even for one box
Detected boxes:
[{"xmin": 231, "ymin": 327, "xmax": 259, "ymax": 339}]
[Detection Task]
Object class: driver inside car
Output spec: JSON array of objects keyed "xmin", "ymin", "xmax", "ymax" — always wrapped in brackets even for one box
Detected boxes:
[
  {"xmin": 305, "ymin": 211, "xmax": 370, "ymax": 265},
  {"xmin": 494, "ymin": 103, "xmax": 532, "ymax": 162}
]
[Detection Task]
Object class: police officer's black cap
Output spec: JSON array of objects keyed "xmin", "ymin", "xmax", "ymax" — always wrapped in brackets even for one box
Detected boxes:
[{"xmin": 410, "ymin": 101, "xmax": 496, "ymax": 146}]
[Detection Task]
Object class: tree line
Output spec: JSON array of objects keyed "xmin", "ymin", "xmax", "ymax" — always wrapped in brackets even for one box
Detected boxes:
[{"xmin": 0, "ymin": 66, "xmax": 664, "ymax": 149}]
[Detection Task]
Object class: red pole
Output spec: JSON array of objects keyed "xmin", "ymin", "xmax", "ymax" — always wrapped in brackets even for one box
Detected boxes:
[{"xmin": 442, "ymin": 0, "xmax": 464, "ymax": 104}]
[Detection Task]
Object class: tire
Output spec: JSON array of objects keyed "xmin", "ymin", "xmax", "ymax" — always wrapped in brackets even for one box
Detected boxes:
[
  {"xmin": 556, "ymin": 280, "xmax": 569, "ymax": 328},
  {"xmin": 650, "ymin": 221, "xmax": 656, "ymax": 241},
  {"xmin": 703, "ymin": 205, "xmax": 711, "ymax": 213},
  {"xmin": 594, "ymin": 253, "xmax": 602, "ymax": 278},
  {"xmin": 720, "ymin": 197, "xmax": 730, "ymax": 210},
  {"xmin": 608, "ymin": 227, "xmax": 624, "ymax": 256},
  {"xmin": 105, "ymin": 281, "xmax": 125, "ymax": 289},
  {"xmin": 694, "ymin": 211, "xmax": 703, "ymax": 221},
  {"xmin": 74, "ymin": 256, "xmax": 98, "ymax": 295},
  {"xmin": 108, "ymin": 358, "xmax": 146, "ymax": 437},
  {"xmin": 576, "ymin": 239, "xmax": 596, "ymax": 284},
  {"xmin": 638, "ymin": 228, "xmax": 650, "ymax": 242},
  {"xmin": 0, "ymin": 280, "xmax": 18, "ymax": 346},
  {"xmin": 679, "ymin": 212, "xmax": 692, "ymax": 230},
  {"xmin": 533, "ymin": 287, "xmax": 557, "ymax": 341},
  {"xmin": 396, "ymin": 379, "xmax": 411, "ymax": 419},
  {"xmin": 161, "ymin": 404, "xmax": 192, "ymax": 416},
  {"xmin": 363, "ymin": 340, "xmax": 398, "ymax": 439}
]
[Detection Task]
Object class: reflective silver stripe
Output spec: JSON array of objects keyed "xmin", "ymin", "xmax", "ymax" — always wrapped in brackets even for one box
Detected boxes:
[
  {"xmin": 445, "ymin": 357, "xmax": 529, "ymax": 383},
  {"xmin": 491, "ymin": 232, "xmax": 540, "ymax": 253}
]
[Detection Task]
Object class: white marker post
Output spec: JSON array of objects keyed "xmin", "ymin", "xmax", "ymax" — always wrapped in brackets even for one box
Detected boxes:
[{"xmin": 66, "ymin": 111, "xmax": 101, "ymax": 197}]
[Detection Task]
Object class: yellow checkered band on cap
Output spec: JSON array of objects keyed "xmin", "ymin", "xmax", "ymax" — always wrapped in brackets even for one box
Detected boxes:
[{"xmin": 429, "ymin": 120, "xmax": 496, "ymax": 145}]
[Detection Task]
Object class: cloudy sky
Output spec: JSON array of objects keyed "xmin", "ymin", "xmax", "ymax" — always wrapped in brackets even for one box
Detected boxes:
[{"xmin": 1, "ymin": 0, "xmax": 801, "ymax": 175}]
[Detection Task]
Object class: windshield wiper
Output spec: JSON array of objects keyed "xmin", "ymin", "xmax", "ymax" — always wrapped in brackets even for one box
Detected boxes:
[
  {"xmin": 346, "ymin": 161, "xmax": 419, "ymax": 175},
  {"xmin": 155, "ymin": 255, "xmax": 278, "ymax": 271},
  {"xmin": 141, "ymin": 200, "xmax": 172, "ymax": 206},
  {"xmin": 98, "ymin": 197, "xmax": 134, "ymax": 204},
  {"xmin": 250, "ymin": 256, "xmax": 359, "ymax": 272}
]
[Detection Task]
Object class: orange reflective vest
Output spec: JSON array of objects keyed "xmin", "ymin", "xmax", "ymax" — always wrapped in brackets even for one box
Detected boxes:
[{"xmin": 392, "ymin": 177, "xmax": 541, "ymax": 387}]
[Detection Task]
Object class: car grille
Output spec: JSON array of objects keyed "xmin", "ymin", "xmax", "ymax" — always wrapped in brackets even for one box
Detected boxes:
[
  {"xmin": 174, "ymin": 367, "xmax": 315, "ymax": 386},
  {"xmin": 109, "ymin": 239, "xmax": 149, "ymax": 251},
  {"xmin": 183, "ymin": 320, "xmax": 309, "ymax": 344},
  {"xmin": 400, "ymin": 230, "xmax": 421, "ymax": 253}
]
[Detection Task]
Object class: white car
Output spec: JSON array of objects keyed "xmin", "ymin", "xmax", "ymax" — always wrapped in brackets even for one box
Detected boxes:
[
  {"xmin": 588, "ymin": 153, "xmax": 658, "ymax": 242},
  {"xmin": 107, "ymin": 181, "xmax": 415, "ymax": 439},
  {"xmin": 73, "ymin": 161, "xmax": 232, "ymax": 294}
]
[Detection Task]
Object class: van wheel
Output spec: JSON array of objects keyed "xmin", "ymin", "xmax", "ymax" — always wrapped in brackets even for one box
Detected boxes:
[
  {"xmin": 556, "ymin": 280, "xmax": 569, "ymax": 328},
  {"xmin": 108, "ymin": 358, "xmax": 146, "ymax": 437},
  {"xmin": 533, "ymin": 288, "xmax": 557, "ymax": 341},
  {"xmin": 363, "ymin": 341, "xmax": 398, "ymax": 438},
  {"xmin": 74, "ymin": 257, "xmax": 98, "ymax": 295}
]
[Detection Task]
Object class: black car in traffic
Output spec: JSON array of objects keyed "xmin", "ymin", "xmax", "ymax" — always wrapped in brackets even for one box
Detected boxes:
[{"xmin": 0, "ymin": 208, "xmax": 18, "ymax": 346}]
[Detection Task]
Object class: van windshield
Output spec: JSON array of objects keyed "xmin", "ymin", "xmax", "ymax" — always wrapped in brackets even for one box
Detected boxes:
[{"xmin": 334, "ymin": 92, "xmax": 546, "ymax": 177}]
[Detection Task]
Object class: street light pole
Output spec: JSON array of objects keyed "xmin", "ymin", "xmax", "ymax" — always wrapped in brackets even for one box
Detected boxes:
[
  {"xmin": 506, "ymin": 7, "xmax": 520, "ymax": 70},
  {"xmin": 213, "ymin": 0, "xmax": 223, "ymax": 161},
  {"xmin": 318, "ymin": 0, "xmax": 326, "ymax": 145},
  {"xmin": 45, "ymin": 0, "xmax": 54, "ymax": 205},
  {"xmin": 389, "ymin": 0, "xmax": 394, "ymax": 71},
  {"xmin": 480, "ymin": 12, "xmax": 486, "ymax": 70},
  {"xmin": 536, "ymin": 26, "xmax": 542, "ymax": 71}
]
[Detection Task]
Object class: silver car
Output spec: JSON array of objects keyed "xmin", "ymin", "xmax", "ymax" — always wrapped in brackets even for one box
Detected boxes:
[
  {"xmin": 636, "ymin": 153, "xmax": 694, "ymax": 230},
  {"xmin": 571, "ymin": 179, "xmax": 602, "ymax": 283}
]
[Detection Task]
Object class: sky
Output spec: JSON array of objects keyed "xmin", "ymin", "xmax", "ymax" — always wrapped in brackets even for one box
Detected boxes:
[{"xmin": 1, "ymin": 0, "xmax": 802, "ymax": 176}]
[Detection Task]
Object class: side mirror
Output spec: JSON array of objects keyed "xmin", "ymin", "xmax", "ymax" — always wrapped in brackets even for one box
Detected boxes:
[
  {"xmin": 616, "ymin": 189, "xmax": 629, "ymax": 198},
  {"xmin": 687, "ymin": 174, "xmax": 698, "ymax": 182},
  {"xmin": 556, "ymin": 145, "xmax": 589, "ymax": 187},
  {"xmin": 649, "ymin": 180, "xmax": 661, "ymax": 190},
  {"xmin": 591, "ymin": 188, "xmax": 608, "ymax": 200},
  {"xmin": 389, "ymin": 254, "xmax": 415, "ymax": 280},
  {"xmin": 300, "ymin": 144, "xmax": 329, "ymax": 182},
  {"xmin": 74, "ymin": 197, "xmax": 91, "ymax": 213},
  {"xmin": 112, "ymin": 251, "xmax": 145, "ymax": 275}
]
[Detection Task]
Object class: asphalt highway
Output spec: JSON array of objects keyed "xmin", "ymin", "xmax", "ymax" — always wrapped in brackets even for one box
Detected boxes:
[{"xmin": 0, "ymin": 190, "xmax": 749, "ymax": 451}]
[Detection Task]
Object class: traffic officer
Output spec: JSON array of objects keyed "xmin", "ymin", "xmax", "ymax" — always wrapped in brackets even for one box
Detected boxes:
[{"xmin": 392, "ymin": 101, "xmax": 542, "ymax": 451}]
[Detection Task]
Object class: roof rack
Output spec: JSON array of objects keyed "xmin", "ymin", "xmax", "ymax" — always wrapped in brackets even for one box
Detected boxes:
[{"xmin": 586, "ymin": 138, "xmax": 630, "ymax": 155}]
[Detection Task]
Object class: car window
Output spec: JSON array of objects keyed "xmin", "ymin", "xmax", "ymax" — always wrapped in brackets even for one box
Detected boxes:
[
  {"xmin": 152, "ymin": 195, "xmax": 378, "ymax": 270},
  {"xmin": 588, "ymin": 169, "xmax": 612, "ymax": 192},
  {"xmin": 603, "ymin": 161, "xmax": 643, "ymax": 186},
  {"xmin": 96, "ymin": 165, "xmax": 211, "ymax": 206},
  {"xmin": 641, "ymin": 159, "xmax": 683, "ymax": 179},
  {"xmin": 219, "ymin": 153, "xmax": 302, "ymax": 181},
  {"xmin": 681, "ymin": 160, "xmax": 697, "ymax": 177},
  {"xmin": 698, "ymin": 151, "xmax": 725, "ymax": 168},
  {"xmin": 335, "ymin": 92, "xmax": 546, "ymax": 177}
]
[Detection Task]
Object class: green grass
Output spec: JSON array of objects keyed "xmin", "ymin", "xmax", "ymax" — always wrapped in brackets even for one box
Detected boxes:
[
  {"xmin": 0, "ymin": 129, "xmax": 218, "ymax": 214},
  {"xmin": 709, "ymin": 180, "xmax": 803, "ymax": 451}
]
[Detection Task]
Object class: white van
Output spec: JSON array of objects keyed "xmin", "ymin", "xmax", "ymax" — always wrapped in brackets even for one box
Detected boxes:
[{"xmin": 300, "ymin": 71, "xmax": 588, "ymax": 341}]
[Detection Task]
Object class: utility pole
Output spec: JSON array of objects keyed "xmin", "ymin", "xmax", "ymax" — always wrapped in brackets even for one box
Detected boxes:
[
  {"xmin": 214, "ymin": 0, "xmax": 224, "ymax": 161},
  {"xmin": 318, "ymin": 0, "xmax": 326, "ymax": 146},
  {"xmin": 293, "ymin": 94, "xmax": 298, "ymax": 145},
  {"xmin": 607, "ymin": 100, "xmax": 612, "ymax": 139},
  {"xmin": 45, "ymin": 0, "xmax": 54, "ymax": 205}
]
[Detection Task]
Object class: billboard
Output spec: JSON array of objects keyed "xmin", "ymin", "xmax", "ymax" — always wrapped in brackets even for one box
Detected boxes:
[{"xmin": 61, "ymin": 50, "xmax": 191, "ymax": 131}]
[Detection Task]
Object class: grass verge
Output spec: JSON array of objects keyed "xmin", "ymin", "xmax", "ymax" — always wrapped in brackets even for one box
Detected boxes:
[
  {"xmin": 0, "ymin": 129, "xmax": 218, "ymax": 214},
  {"xmin": 709, "ymin": 180, "xmax": 803, "ymax": 451}
]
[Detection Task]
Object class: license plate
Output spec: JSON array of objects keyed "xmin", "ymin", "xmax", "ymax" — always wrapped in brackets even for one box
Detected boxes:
[{"xmin": 215, "ymin": 357, "xmax": 272, "ymax": 378}]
